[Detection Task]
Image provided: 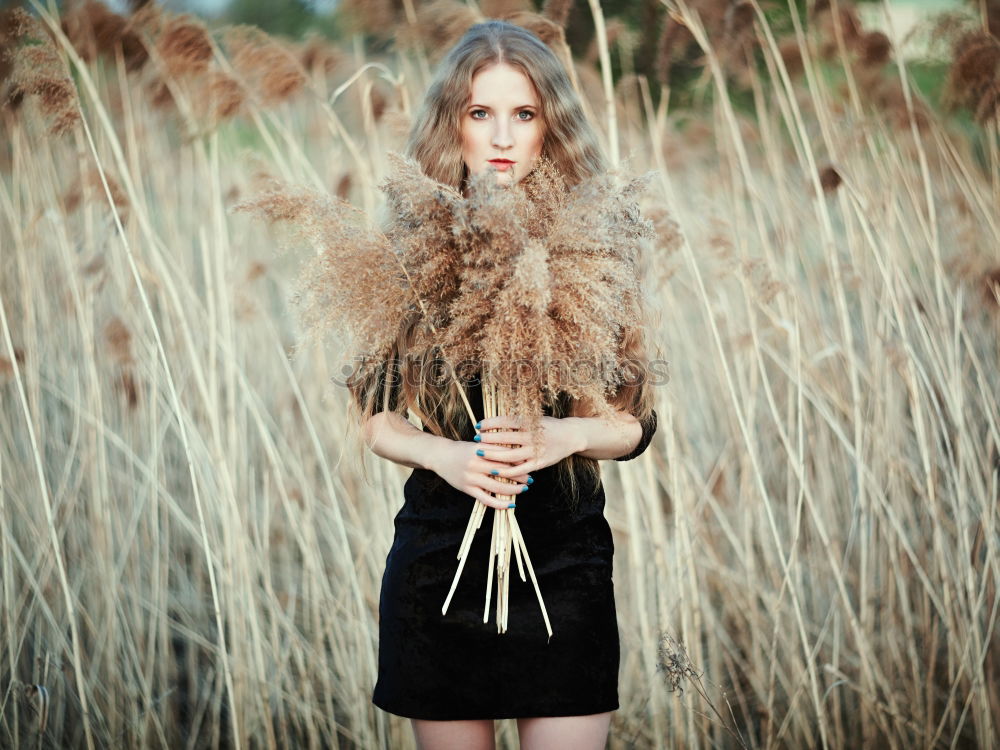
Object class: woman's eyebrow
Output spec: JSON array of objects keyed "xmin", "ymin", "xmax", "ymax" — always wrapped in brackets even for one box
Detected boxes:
[{"xmin": 466, "ymin": 103, "xmax": 538, "ymax": 109}]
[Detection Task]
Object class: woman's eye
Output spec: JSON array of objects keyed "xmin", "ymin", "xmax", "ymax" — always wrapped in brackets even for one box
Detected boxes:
[
  {"xmin": 516, "ymin": 110, "xmax": 534, "ymax": 120},
  {"xmin": 470, "ymin": 109, "xmax": 488, "ymax": 119}
]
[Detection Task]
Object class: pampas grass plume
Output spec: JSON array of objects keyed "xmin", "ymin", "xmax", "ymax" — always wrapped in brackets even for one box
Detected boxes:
[
  {"xmin": 156, "ymin": 14, "xmax": 212, "ymax": 77},
  {"xmin": 224, "ymin": 26, "xmax": 307, "ymax": 106},
  {"xmin": 945, "ymin": 31, "xmax": 1000, "ymax": 122},
  {"xmin": 405, "ymin": 1, "xmax": 480, "ymax": 59},
  {"xmin": 61, "ymin": 0, "xmax": 148, "ymax": 71},
  {"xmin": 380, "ymin": 154, "xmax": 465, "ymax": 321},
  {"xmin": 6, "ymin": 9, "xmax": 81, "ymax": 136},
  {"xmin": 234, "ymin": 183, "xmax": 411, "ymax": 364},
  {"xmin": 542, "ymin": 0, "xmax": 574, "ymax": 28}
]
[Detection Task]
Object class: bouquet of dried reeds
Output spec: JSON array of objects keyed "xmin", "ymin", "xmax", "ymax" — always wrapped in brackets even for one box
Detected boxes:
[{"xmin": 236, "ymin": 154, "xmax": 653, "ymax": 636}]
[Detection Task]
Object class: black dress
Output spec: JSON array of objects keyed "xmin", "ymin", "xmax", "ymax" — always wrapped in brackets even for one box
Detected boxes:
[{"xmin": 371, "ymin": 378, "xmax": 658, "ymax": 720}]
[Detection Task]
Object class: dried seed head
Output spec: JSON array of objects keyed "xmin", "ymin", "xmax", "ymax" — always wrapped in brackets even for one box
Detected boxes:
[
  {"xmin": 234, "ymin": 179, "xmax": 413, "ymax": 362},
  {"xmin": 64, "ymin": 168, "xmax": 130, "ymax": 215},
  {"xmin": 116, "ymin": 370, "xmax": 139, "ymax": 409},
  {"xmin": 298, "ymin": 31, "xmax": 344, "ymax": 76},
  {"xmin": 156, "ymin": 14, "xmax": 212, "ymax": 77},
  {"xmin": 815, "ymin": 5, "xmax": 863, "ymax": 60},
  {"xmin": 541, "ymin": 0, "xmax": 574, "ymax": 28},
  {"xmin": 778, "ymin": 37, "xmax": 804, "ymax": 78},
  {"xmin": 401, "ymin": 1, "xmax": 480, "ymax": 59},
  {"xmin": 974, "ymin": 82, "xmax": 1000, "ymax": 123},
  {"xmin": 724, "ymin": 1, "xmax": 755, "ymax": 38},
  {"xmin": 224, "ymin": 26, "xmax": 307, "ymax": 106},
  {"xmin": 945, "ymin": 31, "xmax": 1000, "ymax": 115},
  {"xmin": 62, "ymin": 0, "xmax": 148, "ymax": 71},
  {"xmin": 200, "ymin": 70, "xmax": 244, "ymax": 123},
  {"xmin": 105, "ymin": 316, "xmax": 133, "ymax": 364},
  {"xmin": 856, "ymin": 30, "xmax": 891, "ymax": 68},
  {"xmin": 656, "ymin": 16, "xmax": 695, "ymax": 85},
  {"xmin": 335, "ymin": 173, "xmax": 352, "ymax": 200},
  {"xmin": 503, "ymin": 11, "xmax": 567, "ymax": 50},
  {"xmin": 338, "ymin": 0, "xmax": 398, "ymax": 36},
  {"xmin": 818, "ymin": 164, "xmax": 842, "ymax": 193},
  {"xmin": 482, "ymin": 0, "xmax": 534, "ymax": 16},
  {"xmin": 147, "ymin": 76, "xmax": 175, "ymax": 110},
  {"xmin": 657, "ymin": 632, "xmax": 701, "ymax": 693},
  {"xmin": 5, "ymin": 9, "xmax": 81, "ymax": 135}
]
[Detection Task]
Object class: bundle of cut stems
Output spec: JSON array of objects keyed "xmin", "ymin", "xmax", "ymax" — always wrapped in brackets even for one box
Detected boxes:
[{"xmin": 441, "ymin": 379, "xmax": 553, "ymax": 638}]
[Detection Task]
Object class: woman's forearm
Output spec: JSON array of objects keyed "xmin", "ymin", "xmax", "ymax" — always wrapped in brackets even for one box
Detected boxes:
[
  {"xmin": 566, "ymin": 412, "xmax": 643, "ymax": 461},
  {"xmin": 362, "ymin": 411, "xmax": 451, "ymax": 471}
]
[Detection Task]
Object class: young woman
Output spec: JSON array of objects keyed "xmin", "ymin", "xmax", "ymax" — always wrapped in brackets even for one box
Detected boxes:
[{"xmin": 354, "ymin": 20, "xmax": 657, "ymax": 750}]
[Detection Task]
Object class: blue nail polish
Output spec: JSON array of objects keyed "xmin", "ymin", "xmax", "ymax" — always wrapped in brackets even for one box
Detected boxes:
[
  {"xmin": 507, "ymin": 503, "xmax": 516, "ymax": 509},
  {"xmin": 475, "ymin": 421, "xmax": 482, "ymax": 429},
  {"xmin": 521, "ymin": 486, "xmax": 529, "ymax": 493},
  {"xmin": 476, "ymin": 449, "xmax": 485, "ymax": 457},
  {"xmin": 491, "ymin": 469, "xmax": 499, "ymax": 475},
  {"xmin": 474, "ymin": 435, "xmax": 481, "ymax": 442},
  {"xmin": 526, "ymin": 476, "xmax": 534, "ymax": 485}
]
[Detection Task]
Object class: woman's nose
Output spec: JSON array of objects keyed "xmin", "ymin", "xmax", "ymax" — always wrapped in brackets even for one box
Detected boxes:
[{"xmin": 491, "ymin": 120, "xmax": 513, "ymax": 149}]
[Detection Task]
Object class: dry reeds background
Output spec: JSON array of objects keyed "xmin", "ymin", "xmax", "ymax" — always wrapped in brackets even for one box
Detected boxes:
[{"xmin": 1, "ymin": 0, "xmax": 999, "ymax": 748}]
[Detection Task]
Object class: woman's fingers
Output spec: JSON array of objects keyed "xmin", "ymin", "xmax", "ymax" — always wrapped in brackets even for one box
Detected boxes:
[
  {"xmin": 493, "ymin": 461, "xmax": 535, "ymax": 478},
  {"xmin": 477, "ymin": 429, "xmax": 534, "ymax": 447},
  {"xmin": 477, "ymin": 415, "xmax": 524, "ymax": 431},
  {"xmin": 480, "ymin": 475, "xmax": 528, "ymax": 497},
  {"xmin": 475, "ymin": 445, "xmax": 532, "ymax": 464},
  {"xmin": 469, "ymin": 489, "xmax": 517, "ymax": 510}
]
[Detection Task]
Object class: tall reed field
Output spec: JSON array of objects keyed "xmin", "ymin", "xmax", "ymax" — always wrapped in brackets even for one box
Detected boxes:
[{"xmin": 1, "ymin": 0, "xmax": 999, "ymax": 747}]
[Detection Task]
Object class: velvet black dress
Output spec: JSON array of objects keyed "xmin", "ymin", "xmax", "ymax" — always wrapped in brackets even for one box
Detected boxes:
[{"xmin": 371, "ymin": 377, "xmax": 658, "ymax": 720}]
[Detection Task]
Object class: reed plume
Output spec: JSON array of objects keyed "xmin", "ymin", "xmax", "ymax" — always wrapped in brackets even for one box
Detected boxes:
[
  {"xmin": 405, "ymin": 1, "xmax": 481, "ymax": 59},
  {"xmin": 945, "ymin": 31, "xmax": 1000, "ymax": 124},
  {"xmin": 441, "ymin": 157, "xmax": 653, "ymax": 429},
  {"xmin": 61, "ymin": 0, "xmax": 148, "ymax": 71},
  {"xmin": 482, "ymin": 0, "xmax": 535, "ymax": 17},
  {"xmin": 338, "ymin": 0, "xmax": 398, "ymax": 37},
  {"xmin": 298, "ymin": 31, "xmax": 345, "ymax": 77},
  {"xmin": 63, "ymin": 167, "xmax": 130, "ymax": 217},
  {"xmin": 4, "ymin": 8, "xmax": 80, "ymax": 136},
  {"xmin": 380, "ymin": 153, "xmax": 466, "ymax": 329},
  {"xmin": 198, "ymin": 70, "xmax": 245, "ymax": 125},
  {"xmin": 224, "ymin": 26, "xmax": 307, "ymax": 106},
  {"xmin": 156, "ymin": 14, "xmax": 212, "ymax": 77},
  {"xmin": 501, "ymin": 11, "xmax": 568, "ymax": 50},
  {"xmin": 441, "ymin": 167, "xmax": 535, "ymax": 369},
  {"xmin": 233, "ymin": 182, "xmax": 412, "ymax": 370},
  {"xmin": 542, "ymin": 0, "xmax": 575, "ymax": 28}
]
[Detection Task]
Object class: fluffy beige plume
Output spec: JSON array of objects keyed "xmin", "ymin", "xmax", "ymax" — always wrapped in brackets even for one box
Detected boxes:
[
  {"xmin": 233, "ymin": 183, "xmax": 412, "ymax": 371},
  {"xmin": 446, "ymin": 157, "xmax": 653, "ymax": 430},
  {"xmin": 441, "ymin": 167, "xmax": 534, "ymax": 369},
  {"xmin": 237, "ymin": 154, "xmax": 657, "ymax": 439},
  {"xmin": 5, "ymin": 9, "xmax": 81, "ymax": 136},
  {"xmin": 380, "ymin": 153, "xmax": 466, "ymax": 333}
]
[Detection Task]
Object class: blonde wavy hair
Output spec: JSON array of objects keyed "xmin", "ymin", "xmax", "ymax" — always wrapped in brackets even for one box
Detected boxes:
[
  {"xmin": 407, "ymin": 20, "xmax": 605, "ymax": 189},
  {"xmin": 354, "ymin": 20, "xmax": 654, "ymax": 497}
]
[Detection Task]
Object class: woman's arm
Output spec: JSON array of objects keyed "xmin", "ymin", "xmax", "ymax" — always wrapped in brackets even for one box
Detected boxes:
[
  {"xmin": 362, "ymin": 411, "xmax": 531, "ymax": 509},
  {"xmin": 567, "ymin": 412, "xmax": 644, "ymax": 460}
]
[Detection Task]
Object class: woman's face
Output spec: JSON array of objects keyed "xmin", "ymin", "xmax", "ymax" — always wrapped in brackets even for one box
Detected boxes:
[{"xmin": 460, "ymin": 62, "xmax": 544, "ymax": 186}]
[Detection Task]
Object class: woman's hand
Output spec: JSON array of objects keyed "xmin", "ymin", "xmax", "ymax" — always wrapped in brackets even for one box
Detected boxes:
[
  {"xmin": 473, "ymin": 415, "xmax": 587, "ymax": 478},
  {"xmin": 426, "ymin": 438, "xmax": 531, "ymax": 510}
]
